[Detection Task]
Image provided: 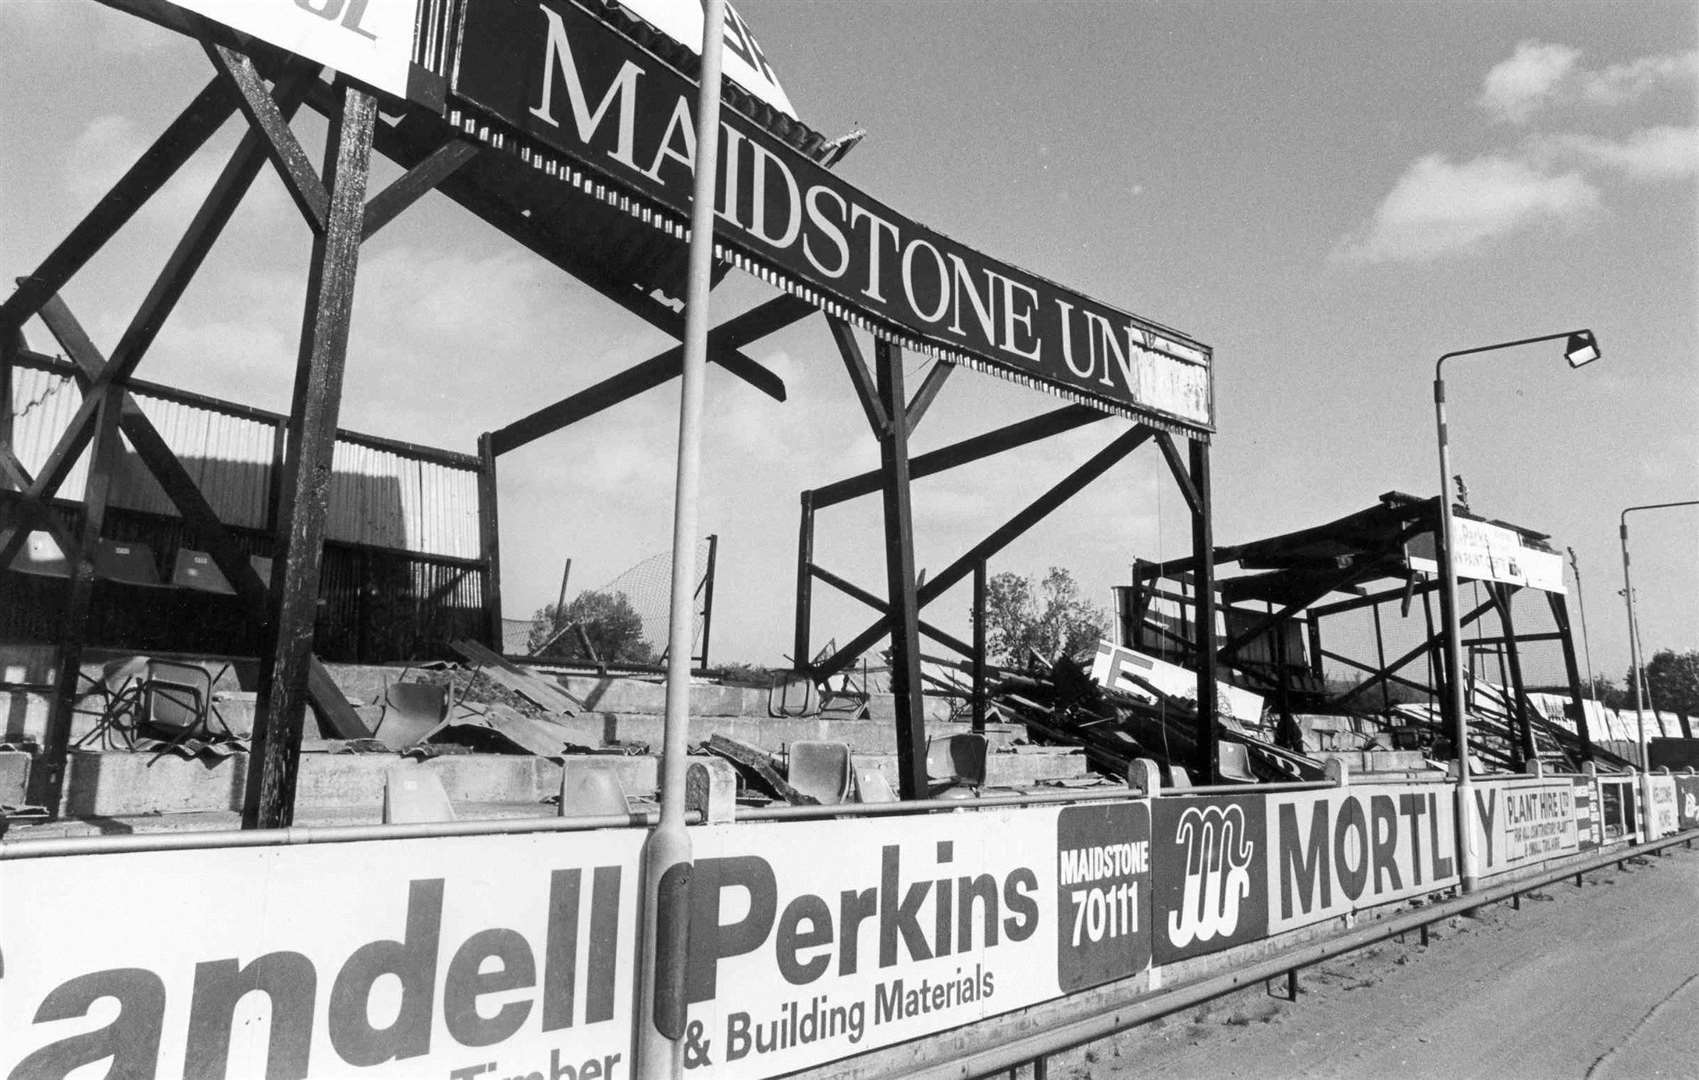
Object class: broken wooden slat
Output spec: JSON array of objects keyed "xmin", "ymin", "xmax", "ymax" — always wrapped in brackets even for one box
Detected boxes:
[
  {"xmin": 704, "ymin": 733, "xmax": 818, "ymax": 805},
  {"xmin": 307, "ymin": 656, "xmax": 373, "ymax": 739},
  {"xmin": 449, "ymin": 638, "xmax": 582, "ymax": 714}
]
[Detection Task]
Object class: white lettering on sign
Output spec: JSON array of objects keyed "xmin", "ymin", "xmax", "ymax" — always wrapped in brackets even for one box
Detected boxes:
[
  {"xmin": 164, "ymin": 0, "xmax": 419, "ymax": 96},
  {"xmin": 1167, "ymin": 803, "xmax": 1254, "ymax": 948},
  {"xmin": 1, "ymin": 833, "xmax": 643, "ymax": 1079}
]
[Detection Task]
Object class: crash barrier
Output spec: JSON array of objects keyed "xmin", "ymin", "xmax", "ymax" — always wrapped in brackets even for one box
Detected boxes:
[{"xmin": 2, "ymin": 771, "xmax": 1697, "ymax": 1080}]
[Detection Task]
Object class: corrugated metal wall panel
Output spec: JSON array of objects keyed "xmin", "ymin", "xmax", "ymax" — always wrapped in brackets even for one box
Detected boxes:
[
  {"xmin": 9, "ymin": 367, "xmax": 91, "ymax": 499},
  {"xmin": 10, "ymin": 365, "xmax": 480, "ymax": 558}
]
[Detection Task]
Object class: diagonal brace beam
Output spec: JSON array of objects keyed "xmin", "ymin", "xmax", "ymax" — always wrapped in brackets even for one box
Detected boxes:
[
  {"xmin": 813, "ymin": 424, "xmax": 1154, "ymax": 679},
  {"xmin": 207, "ymin": 45, "xmax": 328, "ymax": 232}
]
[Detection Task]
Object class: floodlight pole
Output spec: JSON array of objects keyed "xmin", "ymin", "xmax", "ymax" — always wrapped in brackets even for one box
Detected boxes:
[
  {"xmin": 1433, "ymin": 329, "xmax": 1597, "ymax": 893},
  {"xmin": 1619, "ymin": 501, "xmax": 1699, "ymax": 779},
  {"xmin": 637, "ymin": 2, "xmax": 726, "ymax": 1076}
]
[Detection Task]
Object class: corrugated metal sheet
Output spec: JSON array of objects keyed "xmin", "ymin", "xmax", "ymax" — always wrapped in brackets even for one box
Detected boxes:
[
  {"xmin": 8, "ymin": 367, "xmax": 91, "ymax": 499},
  {"xmin": 8, "ymin": 367, "xmax": 479, "ymax": 558}
]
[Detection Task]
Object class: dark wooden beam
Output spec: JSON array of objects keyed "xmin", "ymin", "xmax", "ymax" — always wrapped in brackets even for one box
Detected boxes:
[
  {"xmin": 1188, "ymin": 439, "xmax": 1219, "ymax": 783},
  {"xmin": 1489, "ymin": 584, "xmax": 1536, "ymax": 768},
  {"xmin": 1310, "ymin": 577, "xmax": 1443, "ymax": 618},
  {"xmin": 814, "ymin": 424, "xmax": 1153, "ymax": 679},
  {"xmin": 1335, "ymin": 596, "xmax": 1497, "ymax": 707},
  {"xmin": 101, "ymin": 71, "xmax": 312, "ymax": 390},
  {"xmin": 904, "ymin": 360, "xmax": 953, "ymax": 431},
  {"xmin": 875, "ymin": 338, "xmax": 928, "ymax": 799},
  {"xmin": 1157, "ymin": 431, "xmax": 1202, "ymax": 517},
  {"xmin": 244, "ymin": 83, "xmax": 376, "ymax": 829},
  {"xmin": 808, "ymin": 562, "xmax": 974, "ymax": 658},
  {"xmin": 362, "ymin": 139, "xmax": 479, "ymax": 240},
  {"xmin": 828, "ymin": 318, "xmax": 888, "ymax": 438},
  {"xmin": 792, "ymin": 490, "xmax": 815, "ymax": 671},
  {"xmin": 1547, "ymin": 591, "xmax": 1594, "ymax": 761},
  {"xmin": 812, "ymin": 403, "xmax": 1106, "ymax": 509},
  {"xmin": 476, "ymin": 433, "xmax": 504, "ymax": 651},
  {"xmin": 0, "ymin": 77, "xmax": 234, "ymax": 333},
  {"xmin": 207, "ymin": 45, "xmax": 328, "ymax": 232},
  {"xmin": 487, "ymin": 295, "xmax": 807, "ymax": 455},
  {"xmin": 30, "ymin": 383, "xmax": 124, "ymax": 815}
]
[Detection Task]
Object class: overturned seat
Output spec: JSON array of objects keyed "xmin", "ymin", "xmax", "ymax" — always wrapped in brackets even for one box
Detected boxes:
[{"xmin": 786, "ymin": 741, "xmax": 854, "ymax": 805}]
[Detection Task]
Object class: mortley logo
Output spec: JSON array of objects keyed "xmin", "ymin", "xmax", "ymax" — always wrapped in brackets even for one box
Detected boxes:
[
  {"xmin": 1166, "ymin": 804, "xmax": 1253, "ymax": 948},
  {"xmin": 1151, "ymin": 797, "xmax": 1267, "ymax": 963}
]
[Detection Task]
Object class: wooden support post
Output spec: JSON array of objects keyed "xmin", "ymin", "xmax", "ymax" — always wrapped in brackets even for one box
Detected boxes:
[
  {"xmin": 1492, "ymin": 584, "xmax": 1536, "ymax": 768},
  {"xmin": 476, "ymin": 431, "xmax": 503, "ymax": 651},
  {"xmin": 1286, "ymin": 968, "xmax": 1300, "ymax": 1001},
  {"xmin": 793, "ymin": 491, "xmax": 814, "ymax": 671},
  {"xmin": 243, "ymin": 83, "xmax": 376, "ymax": 830},
  {"xmin": 1372, "ymin": 601, "xmax": 1392, "ymax": 712},
  {"xmin": 875, "ymin": 337, "xmax": 928, "ymax": 800},
  {"xmin": 973, "ymin": 559, "xmax": 988, "ymax": 734},
  {"xmin": 1188, "ymin": 439, "xmax": 1219, "ymax": 784},
  {"xmin": 698, "ymin": 533, "xmax": 718, "ymax": 667},
  {"xmin": 1420, "ymin": 923, "xmax": 1430, "ymax": 946},
  {"xmin": 29, "ymin": 383, "xmax": 124, "ymax": 814},
  {"xmin": 1547, "ymin": 591, "xmax": 1595, "ymax": 762}
]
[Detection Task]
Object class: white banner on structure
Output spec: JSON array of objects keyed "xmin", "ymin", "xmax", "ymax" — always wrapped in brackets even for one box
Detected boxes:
[
  {"xmin": 1406, "ymin": 520, "xmax": 1566, "ymax": 594},
  {"xmin": 164, "ymin": 0, "xmax": 419, "ymax": 97},
  {"xmin": 1091, "ymin": 641, "xmax": 1266, "ymax": 723},
  {"xmin": 0, "ymin": 829, "xmax": 644, "ymax": 1080}
]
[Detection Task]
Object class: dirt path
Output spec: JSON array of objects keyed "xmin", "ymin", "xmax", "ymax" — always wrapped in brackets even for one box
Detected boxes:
[{"xmin": 1052, "ymin": 844, "xmax": 1699, "ymax": 1080}]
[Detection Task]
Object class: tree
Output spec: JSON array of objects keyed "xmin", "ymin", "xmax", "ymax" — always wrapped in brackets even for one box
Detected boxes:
[
  {"xmin": 1625, "ymin": 648, "xmax": 1699, "ymax": 717},
  {"xmin": 528, "ymin": 590, "xmax": 655, "ymax": 663},
  {"xmin": 977, "ymin": 566, "xmax": 1107, "ymax": 665}
]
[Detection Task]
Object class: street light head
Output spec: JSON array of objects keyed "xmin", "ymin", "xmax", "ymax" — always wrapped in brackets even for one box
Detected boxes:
[{"xmin": 1564, "ymin": 330, "xmax": 1600, "ymax": 367}]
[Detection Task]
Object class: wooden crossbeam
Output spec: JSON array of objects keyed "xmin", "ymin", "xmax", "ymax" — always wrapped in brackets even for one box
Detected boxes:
[
  {"xmin": 207, "ymin": 45, "xmax": 329, "ymax": 231},
  {"xmin": 828, "ymin": 318, "xmax": 889, "ymax": 437}
]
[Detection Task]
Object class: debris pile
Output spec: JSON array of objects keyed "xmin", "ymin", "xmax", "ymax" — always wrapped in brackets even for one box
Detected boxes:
[{"xmin": 989, "ymin": 654, "xmax": 1326, "ymax": 785}]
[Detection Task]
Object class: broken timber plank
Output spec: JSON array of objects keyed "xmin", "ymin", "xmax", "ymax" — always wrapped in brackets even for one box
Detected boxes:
[
  {"xmin": 450, "ymin": 638, "xmax": 582, "ymax": 714},
  {"xmin": 705, "ymin": 734, "xmax": 818, "ymax": 805},
  {"xmin": 307, "ymin": 656, "xmax": 373, "ymax": 739}
]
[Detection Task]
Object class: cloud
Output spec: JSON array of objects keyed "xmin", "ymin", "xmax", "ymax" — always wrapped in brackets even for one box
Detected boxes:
[
  {"xmin": 1528, "ymin": 125, "xmax": 1699, "ymax": 180},
  {"xmin": 1478, "ymin": 41, "xmax": 1698, "ymax": 124},
  {"xmin": 1478, "ymin": 41, "xmax": 1580, "ymax": 124},
  {"xmin": 1331, "ymin": 154, "xmax": 1598, "ymax": 264}
]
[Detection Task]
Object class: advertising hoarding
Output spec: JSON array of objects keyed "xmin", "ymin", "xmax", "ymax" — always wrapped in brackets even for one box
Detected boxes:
[
  {"xmin": 1468, "ymin": 778, "xmax": 1580, "ymax": 880},
  {"xmin": 1267, "ymin": 784, "xmax": 1460, "ymax": 934},
  {"xmin": 680, "ymin": 801, "xmax": 1153, "ymax": 1078},
  {"xmin": 1, "ymin": 830, "xmax": 645, "ymax": 1080}
]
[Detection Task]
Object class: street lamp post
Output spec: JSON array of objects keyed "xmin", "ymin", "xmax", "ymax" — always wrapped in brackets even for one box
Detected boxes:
[
  {"xmin": 1433, "ymin": 328, "xmax": 1598, "ymax": 893},
  {"xmin": 1619, "ymin": 501, "xmax": 1699, "ymax": 778}
]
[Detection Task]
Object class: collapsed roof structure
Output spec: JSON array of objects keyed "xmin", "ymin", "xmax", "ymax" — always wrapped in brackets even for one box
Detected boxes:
[
  {"xmin": 1, "ymin": 0, "xmax": 1222, "ymax": 824},
  {"xmin": 1118, "ymin": 491, "xmax": 1603, "ymax": 772}
]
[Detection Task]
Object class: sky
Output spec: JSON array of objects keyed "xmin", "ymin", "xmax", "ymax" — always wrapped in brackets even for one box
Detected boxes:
[{"xmin": 2, "ymin": 0, "xmax": 1695, "ymax": 689}]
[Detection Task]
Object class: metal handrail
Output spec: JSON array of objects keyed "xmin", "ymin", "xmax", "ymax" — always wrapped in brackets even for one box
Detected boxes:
[
  {"xmin": 0, "ymin": 809, "xmax": 686, "ymax": 861},
  {"xmin": 893, "ymin": 827, "xmax": 1698, "ymax": 1080}
]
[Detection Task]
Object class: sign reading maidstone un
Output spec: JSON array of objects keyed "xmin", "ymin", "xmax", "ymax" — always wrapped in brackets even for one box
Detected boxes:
[{"xmin": 450, "ymin": 0, "xmax": 1214, "ymax": 431}]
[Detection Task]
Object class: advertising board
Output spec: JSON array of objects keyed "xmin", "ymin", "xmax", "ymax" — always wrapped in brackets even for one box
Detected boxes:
[
  {"xmin": 1646, "ymin": 775, "xmax": 1679, "ymax": 840},
  {"xmin": 1468, "ymin": 778, "xmax": 1580, "ymax": 880},
  {"xmin": 681, "ymin": 801, "xmax": 1153, "ymax": 1078},
  {"xmin": 1597, "ymin": 775, "xmax": 1639, "ymax": 844},
  {"xmin": 1572, "ymin": 775, "xmax": 1601, "ymax": 850},
  {"xmin": 1150, "ymin": 795, "xmax": 1269, "ymax": 963},
  {"xmin": 163, "ymin": 0, "xmax": 420, "ymax": 98},
  {"xmin": 1267, "ymin": 784, "xmax": 1459, "ymax": 934},
  {"xmin": 1405, "ymin": 521, "xmax": 1564, "ymax": 594},
  {"xmin": 449, "ymin": 0, "xmax": 1213, "ymax": 430},
  {"xmin": 1677, "ymin": 775, "xmax": 1699, "ymax": 831},
  {"xmin": 0, "ymin": 829, "xmax": 645, "ymax": 1080}
]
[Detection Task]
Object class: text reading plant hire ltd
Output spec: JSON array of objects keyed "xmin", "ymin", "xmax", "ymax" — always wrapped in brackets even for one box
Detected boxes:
[{"xmin": 449, "ymin": 0, "xmax": 1213, "ymax": 429}]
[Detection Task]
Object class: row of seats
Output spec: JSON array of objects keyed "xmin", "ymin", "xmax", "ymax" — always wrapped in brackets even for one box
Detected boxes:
[{"xmin": 6, "ymin": 531, "xmax": 271, "ymax": 593}]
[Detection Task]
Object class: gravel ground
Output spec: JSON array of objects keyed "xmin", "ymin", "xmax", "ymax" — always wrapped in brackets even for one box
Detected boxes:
[{"xmin": 1050, "ymin": 843, "xmax": 1699, "ymax": 1080}]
